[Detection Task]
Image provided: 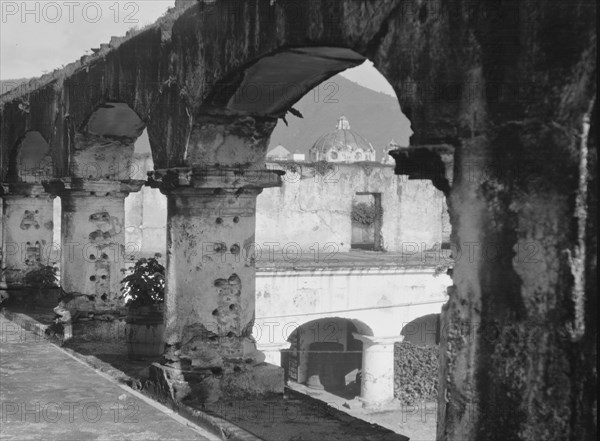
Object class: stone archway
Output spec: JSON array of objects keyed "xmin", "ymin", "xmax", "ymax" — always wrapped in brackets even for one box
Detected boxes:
[
  {"xmin": 1, "ymin": 132, "xmax": 56, "ymax": 292},
  {"xmin": 401, "ymin": 313, "xmax": 440, "ymax": 347},
  {"xmin": 44, "ymin": 102, "xmax": 148, "ymax": 312},
  {"xmin": 0, "ymin": 2, "xmax": 595, "ymax": 438},
  {"xmin": 284, "ymin": 317, "xmax": 372, "ymax": 399}
]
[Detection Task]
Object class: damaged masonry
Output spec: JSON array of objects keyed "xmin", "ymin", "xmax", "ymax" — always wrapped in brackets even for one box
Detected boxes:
[{"xmin": 0, "ymin": 1, "xmax": 596, "ymax": 441}]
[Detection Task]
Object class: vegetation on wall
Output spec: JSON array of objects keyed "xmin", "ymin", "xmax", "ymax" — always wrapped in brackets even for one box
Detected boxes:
[
  {"xmin": 120, "ymin": 254, "xmax": 165, "ymax": 307},
  {"xmin": 23, "ymin": 264, "xmax": 59, "ymax": 288},
  {"xmin": 394, "ymin": 342, "xmax": 439, "ymax": 404},
  {"xmin": 351, "ymin": 202, "xmax": 381, "ymax": 226}
]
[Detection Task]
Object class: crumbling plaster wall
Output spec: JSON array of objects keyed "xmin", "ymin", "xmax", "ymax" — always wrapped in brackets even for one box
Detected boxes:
[
  {"xmin": 257, "ymin": 162, "xmax": 444, "ymax": 254},
  {"xmin": 0, "ymin": 0, "xmax": 595, "ymax": 438},
  {"xmin": 255, "ymin": 267, "xmax": 451, "ymax": 348},
  {"xmin": 126, "ymin": 161, "xmax": 445, "ymax": 256}
]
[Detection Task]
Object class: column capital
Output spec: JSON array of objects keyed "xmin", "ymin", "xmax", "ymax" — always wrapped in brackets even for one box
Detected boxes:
[
  {"xmin": 0, "ymin": 182, "xmax": 56, "ymax": 198},
  {"xmin": 352, "ymin": 333, "xmax": 402, "ymax": 346},
  {"xmin": 259, "ymin": 342, "xmax": 292, "ymax": 351},
  {"xmin": 148, "ymin": 166, "xmax": 283, "ymax": 195},
  {"xmin": 43, "ymin": 178, "xmax": 145, "ymax": 197}
]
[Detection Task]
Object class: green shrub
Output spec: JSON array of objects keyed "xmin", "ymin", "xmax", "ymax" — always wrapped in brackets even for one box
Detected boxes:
[
  {"xmin": 23, "ymin": 264, "xmax": 59, "ymax": 288},
  {"xmin": 120, "ymin": 254, "xmax": 165, "ymax": 307}
]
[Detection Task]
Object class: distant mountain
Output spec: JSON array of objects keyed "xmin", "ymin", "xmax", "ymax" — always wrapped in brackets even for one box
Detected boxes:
[
  {"xmin": 0, "ymin": 78, "xmax": 29, "ymax": 95},
  {"xmin": 269, "ymin": 75, "xmax": 411, "ymax": 161}
]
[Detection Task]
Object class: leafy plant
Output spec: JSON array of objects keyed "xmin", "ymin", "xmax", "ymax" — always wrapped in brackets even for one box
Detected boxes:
[
  {"xmin": 351, "ymin": 202, "xmax": 381, "ymax": 226},
  {"xmin": 23, "ymin": 264, "xmax": 59, "ymax": 288},
  {"xmin": 120, "ymin": 254, "xmax": 165, "ymax": 307}
]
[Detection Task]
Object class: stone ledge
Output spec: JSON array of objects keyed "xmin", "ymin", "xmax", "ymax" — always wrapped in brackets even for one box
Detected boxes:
[
  {"xmin": 0, "ymin": 309, "xmax": 264, "ymax": 441},
  {"xmin": 1, "ymin": 310, "xmax": 408, "ymax": 440},
  {"xmin": 0, "ymin": 308, "xmax": 50, "ymax": 340},
  {"xmin": 148, "ymin": 362, "xmax": 284, "ymax": 403}
]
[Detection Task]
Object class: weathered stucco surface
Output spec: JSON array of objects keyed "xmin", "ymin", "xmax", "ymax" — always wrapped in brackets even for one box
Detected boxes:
[
  {"xmin": 257, "ymin": 162, "xmax": 444, "ymax": 253},
  {"xmin": 44, "ymin": 180, "xmax": 143, "ymax": 311},
  {"xmin": 255, "ymin": 266, "xmax": 450, "ymax": 348},
  {"xmin": 0, "ymin": 0, "xmax": 596, "ymax": 438},
  {"xmin": 125, "ymin": 161, "xmax": 447, "ymax": 256},
  {"xmin": 0, "ymin": 184, "xmax": 55, "ymax": 287}
]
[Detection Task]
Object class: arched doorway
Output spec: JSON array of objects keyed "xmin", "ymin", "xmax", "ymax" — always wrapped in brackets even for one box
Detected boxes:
[
  {"xmin": 283, "ymin": 317, "xmax": 371, "ymax": 399},
  {"xmin": 400, "ymin": 313, "xmax": 440, "ymax": 347}
]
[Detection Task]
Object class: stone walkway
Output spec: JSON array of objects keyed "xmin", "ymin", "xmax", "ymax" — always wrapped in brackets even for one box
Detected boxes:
[
  {"xmin": 287, "ymin": 383, "xmax": 436, "ymax": 441},
  {"xmin": 0, "ymin": 315, "xmax": 218, "ymax": 441}
]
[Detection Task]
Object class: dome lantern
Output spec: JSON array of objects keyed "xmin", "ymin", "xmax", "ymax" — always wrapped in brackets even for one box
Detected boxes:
[
  {"xmin": 309, "ymin": 115, "xmax": 376, "ymax": 163},
  {"xmin": 336, "ymin": 115, "xmax": 351, "ymax": 130}
]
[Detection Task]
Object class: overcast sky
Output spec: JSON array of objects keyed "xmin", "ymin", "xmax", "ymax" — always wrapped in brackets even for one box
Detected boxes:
[{"xmin": 0, "ymin": 0, "xmax": 395, "ymax": 96}]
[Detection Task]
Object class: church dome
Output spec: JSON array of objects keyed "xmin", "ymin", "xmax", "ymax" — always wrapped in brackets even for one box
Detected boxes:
[{"xmin": 309, "ymin": 115, "xmax": 376, "ymax": 163}]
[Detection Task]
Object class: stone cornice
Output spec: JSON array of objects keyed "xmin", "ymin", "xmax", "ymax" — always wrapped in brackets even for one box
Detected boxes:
[
  {"xmin": 42, "ymin": 178, "xmax": 145, "ymax": 196},
  {"xmin": 0, "ymin": 182, "xmax": 54, "ymax": 198},
  {"xmin": 148, "ymin": 167, "xmax": 284, "ymax": 194}
]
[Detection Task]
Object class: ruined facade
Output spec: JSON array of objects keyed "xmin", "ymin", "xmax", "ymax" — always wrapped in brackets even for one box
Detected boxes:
[
  {"xmin": 125, "ymin": 160, "xmax": 447, "ymax": 256},
  {"xmin": 121, "ymin": 151, "xmax": 451, "ymax": 407},
  {"xmin": 0, "ymin": 1, "xmax": 596, "ymax": 439}
]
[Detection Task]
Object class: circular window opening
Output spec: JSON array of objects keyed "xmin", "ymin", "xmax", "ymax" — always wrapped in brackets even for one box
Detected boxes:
[{"xmin": 329, "ymin": 151, "xmax": 338, "ymax": 160}]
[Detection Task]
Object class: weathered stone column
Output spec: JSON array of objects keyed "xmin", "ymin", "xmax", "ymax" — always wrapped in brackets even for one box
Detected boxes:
[
  {"xmin": 0, "ymin": 183, "xmax": 56, "ymax": 289},
  {"xmin": 353, "ymin": 334, "xmax": 399, "ymax": 407},
  {"xmin": 44, "ymin": 178, "xmax": 143, "ymax": 311},
  {"xmin": 148, "ymin": 167, "xmax": 284, "ymax": 402}
]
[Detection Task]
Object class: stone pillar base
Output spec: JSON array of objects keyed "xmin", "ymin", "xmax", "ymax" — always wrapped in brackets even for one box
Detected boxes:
[
  {"xmin": 149, "ymin": 362, "xmax": 284, "ymax": 404},
  {"xmin": 357, "ymin": 395, "xmax": 395, "ymax": 409}
]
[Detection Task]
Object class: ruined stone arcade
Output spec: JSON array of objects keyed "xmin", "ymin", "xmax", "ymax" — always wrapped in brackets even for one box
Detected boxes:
[{"xmin": 0, "ymin": 1, "xmax": 596, "ymax": 440}]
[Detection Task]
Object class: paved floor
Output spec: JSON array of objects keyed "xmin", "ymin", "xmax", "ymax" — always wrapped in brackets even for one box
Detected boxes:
[
  {"xmin": 0, "ymin": 315, "xmax": 217, "ymax": 441},
  {"xmin": 287, "ymin": 382, "xmax": 436, "ymax": 441}
]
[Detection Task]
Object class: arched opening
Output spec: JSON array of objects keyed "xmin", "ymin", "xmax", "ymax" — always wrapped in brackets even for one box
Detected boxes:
[
  {"xmin": 254, "ymin": 58, "xmax": 444, "ymax": 256},
  {"xmin": 283, "ymin": 317, "xmax": 372, "ymax": 400},
  {"xmin": 124, "ymin": 129, "xmax": 167, "ymax": 261},
  {"xmin": 223, "ymin": 52, "xmax": 450, "ymax": 438},
  {"xmin": 71, "ymin": 102, "xmax": 145, "ymax": 180},
  {"xmin": 1, "ymin": 131, "xmax": 56, "ymax": 299},
  {"xmin": 0, "ymin": 2, "xmax": 593, "ymax": 438},
  {"xmin": 110, "ymin": 44, "xmax": 451, "ymax": 439},
  {"xmin": 401, "ymin": 313, "xmax": 440, "ymax": 347},
  {"xmin": 45, "ymin": 102, "xmax": 150, "ymax": 313},
  {"xmin": 7, "ymin": 131, "xmax": 53, "ymax": 183},
  {"xmin": 266, "ymin": 60, "xmax": 411, "ymax": 161},
  {"xmin": 126, "ymin": 59, "xmax": 445, "ymax": 257}
]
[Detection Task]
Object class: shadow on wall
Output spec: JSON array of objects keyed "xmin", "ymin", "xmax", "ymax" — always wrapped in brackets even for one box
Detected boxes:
[
  {"xmin": 400, "ymin": 313, "xmax": 440, "ymax": 346},
  {"xmin": 282, "ymin": 317, "xmax": 371, "ymax": 400}
]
